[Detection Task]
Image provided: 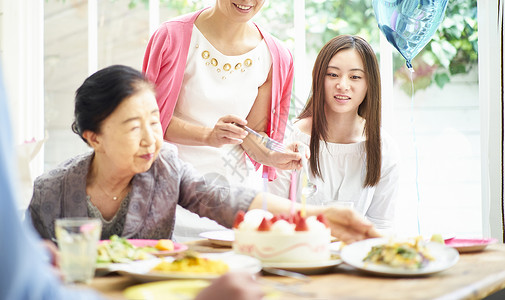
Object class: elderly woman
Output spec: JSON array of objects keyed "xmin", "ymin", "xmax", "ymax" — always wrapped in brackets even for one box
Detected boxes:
[{"xmin": 28, "ymin": 65, "xmax": 379, "ymax": 243}]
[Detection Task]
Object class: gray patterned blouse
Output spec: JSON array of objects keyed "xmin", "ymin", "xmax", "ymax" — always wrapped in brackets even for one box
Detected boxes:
[{"xmin": 28, "ymin": 143, "xmax": 257, "ymax": 240}]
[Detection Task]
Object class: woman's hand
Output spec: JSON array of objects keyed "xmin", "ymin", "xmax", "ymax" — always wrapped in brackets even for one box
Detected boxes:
[
  {"xmin": 320, "ymin": 206, "xmax": 381, "ymax": 243},
  {"xmin": 195, "ymin": 272, "xmax": 264, "ymax": 300},
  {"xmin": 265, "ymin": 141, "xmax": 304, "ymax": 170},
  {"xmin": 164, "ymin": 115, "xmax": 247, "ymax": 147},
  {"xmin": 205, "ymin": 115, "xmax": 248, "ymax": 148},
  {"xmin": 241, "ymin": 136, "xmax": 304, "ymax": 170}
]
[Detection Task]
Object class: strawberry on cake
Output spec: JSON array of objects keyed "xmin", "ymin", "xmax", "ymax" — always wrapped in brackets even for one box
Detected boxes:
[{"xmin": 232, "ymin": 209, "xmax": 331, "ymax": 263}]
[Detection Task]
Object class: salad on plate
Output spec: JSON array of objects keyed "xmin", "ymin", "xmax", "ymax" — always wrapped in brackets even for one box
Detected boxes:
[
  {"xmin": 96, "ymin": 235, "xmax": 176, "ymax": 265},
  {"xmin": 363, "ymin": 236, "xmax": 434, "ymax": 270}
]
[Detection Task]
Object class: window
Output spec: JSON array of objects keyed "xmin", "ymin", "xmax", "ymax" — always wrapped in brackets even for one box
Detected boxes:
[
  {"xmin": 256, "ymin": 0, "xmax": 482, "ymax": 238},
  {"xmin": 44, "ymin": 0, "xmax": 151, "ymax": 170},
  {"xmin": 41, "ymin": 0, "xmax": 486, "ymax": 238},
  {"xmin": 2, "ymin": 0, "xmax": 497, "ymax": 239}
]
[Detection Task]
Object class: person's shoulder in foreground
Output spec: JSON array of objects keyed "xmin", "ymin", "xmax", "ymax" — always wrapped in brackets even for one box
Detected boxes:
[{"xmin": 0, "ymin": 60, "xmax": 103, "ymax": 300}]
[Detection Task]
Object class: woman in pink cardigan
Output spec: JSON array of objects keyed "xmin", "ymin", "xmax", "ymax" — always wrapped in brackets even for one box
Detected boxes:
[{"xmin": 143, "ymin": 1, "xmax": 302, "ymax": 240}]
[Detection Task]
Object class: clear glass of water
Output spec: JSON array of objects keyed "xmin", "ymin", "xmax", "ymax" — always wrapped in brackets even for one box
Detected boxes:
[{"xmin": 55, "ymin": 218, "xmax": 102, "ymax": 284}]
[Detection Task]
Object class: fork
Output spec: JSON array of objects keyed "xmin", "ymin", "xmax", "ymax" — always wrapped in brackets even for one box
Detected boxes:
[
  {"xmin": 233, "ymin": 123, "xmax": 286, "ymax": 153},
  {"xmin": 262, "ymin": 267, "xmax": 311, "ymax": 282}
]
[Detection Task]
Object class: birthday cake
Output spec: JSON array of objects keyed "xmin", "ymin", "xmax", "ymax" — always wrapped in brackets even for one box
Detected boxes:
[{"xmin": 232, "ymin": 209, "xmax": 331, "ymax": 263}]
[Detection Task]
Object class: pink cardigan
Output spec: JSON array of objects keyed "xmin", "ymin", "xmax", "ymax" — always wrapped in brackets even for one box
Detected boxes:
[{"xmin": 143, "ymin": 8, "xmax": 294, "ymax": 180}]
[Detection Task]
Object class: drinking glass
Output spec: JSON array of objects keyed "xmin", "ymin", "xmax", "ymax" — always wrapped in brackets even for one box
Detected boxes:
[{"xmin": 55, "ymin": 218, "xmax": 102, "ymax": 284}]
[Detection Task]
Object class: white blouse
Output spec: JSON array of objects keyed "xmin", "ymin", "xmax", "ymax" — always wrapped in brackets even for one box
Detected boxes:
[
  {"xmin": 171, "ymin": 25, "xmax": 271, "ymax": 241},
  {"xmin": 268, "ymin": 124, "xmax": 400, "ymax": 232},
  {"xmin": 174, "ymin": 25, "xmax": 272, "ymax": 187}
]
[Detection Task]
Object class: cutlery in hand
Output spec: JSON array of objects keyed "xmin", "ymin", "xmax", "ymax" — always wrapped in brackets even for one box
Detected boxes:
[{"xmin": 233, "ymin": 123, "xmax": 286, "ymax": 153}]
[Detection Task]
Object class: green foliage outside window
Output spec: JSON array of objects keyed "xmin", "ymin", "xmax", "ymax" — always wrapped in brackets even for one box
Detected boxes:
[{"xmin": 127, "ymin": 0, "xmax": 478, "ymax": 94}]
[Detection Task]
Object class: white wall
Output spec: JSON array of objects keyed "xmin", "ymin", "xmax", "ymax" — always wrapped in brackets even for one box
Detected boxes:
[
  {"xmin": 1, "ymin": 0, "xmax": 45, "ymax": 208},
  {"xmin": 2, "ymin": 0, "xmax": 44, "ymax": 145}
]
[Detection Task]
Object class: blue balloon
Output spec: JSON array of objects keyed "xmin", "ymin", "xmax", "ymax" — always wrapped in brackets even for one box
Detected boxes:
[{"xmin": 373, "ymin": 0, "xmax": 449, "ymax": 69}]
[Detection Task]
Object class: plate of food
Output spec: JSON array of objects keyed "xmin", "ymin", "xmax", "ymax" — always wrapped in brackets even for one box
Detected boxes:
[
  {"xmin": 340, "ymin": 237, "xmax": 459, "ymax": 277},
  {"xmin": 112, "ymin": 251, "xmax": 262, "ymax": 282},
  {"xmin": 95, "ymin": 235, "xmax": 188, "ymax": 274},
  {"xmin": 199, "ymin": 230, "xmax": 234, "ymax": 247},
  {"xmin": 444, "ymin": 238, "xmax": 497, "ymax": 253},
  {"xmin": 115, "ymin": 239, "xmax": 188, "ymax": 257}
]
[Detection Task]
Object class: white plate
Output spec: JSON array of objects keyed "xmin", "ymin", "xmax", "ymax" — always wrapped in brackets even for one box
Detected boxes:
[
  {"xmin": 199, "ymin": 230, "xmax": 234, "ymax": 247},
  {"xmin": 112, "ymin": 252, "xmax": 261, "ymax": 282},
  {"xmin": 262, "ymin": 257, "xmax": 342, "ymax": 275},
  {"xmin": 341, "ymin": 238, "xmax": 459, "ymax": 277}
]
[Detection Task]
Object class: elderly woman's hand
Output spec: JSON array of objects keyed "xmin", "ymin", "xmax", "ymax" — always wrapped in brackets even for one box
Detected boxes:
[
  {"xmin": 249, "ymin": 194, "xmax": 381, "ymax": 243},
  {"xmin": 321, "ymin": 206, "xmax": 381, "ymax": 243}
]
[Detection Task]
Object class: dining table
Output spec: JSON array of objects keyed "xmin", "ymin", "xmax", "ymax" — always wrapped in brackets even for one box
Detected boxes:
[{"xmin": 80, "ymin": 239, "xmax": 505, "ymax": 300}]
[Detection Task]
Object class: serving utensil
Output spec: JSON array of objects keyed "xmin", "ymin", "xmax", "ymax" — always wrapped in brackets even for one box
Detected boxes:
[
  {"xmin": 260, "ymin": 267, "xmax": 315, "ymax": 297},
  {"xmin": 262, "ymin": 267, "xmax": 311, "ymax": 282},
  {"xmin": 233, "ymin": 123, "xmax": 286, "ymax": 153}
]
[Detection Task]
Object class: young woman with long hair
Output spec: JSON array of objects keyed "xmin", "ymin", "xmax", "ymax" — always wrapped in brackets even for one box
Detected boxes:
[{"xmin": 269, "ymin": 35, "xmax": 399, "ymax": 232}]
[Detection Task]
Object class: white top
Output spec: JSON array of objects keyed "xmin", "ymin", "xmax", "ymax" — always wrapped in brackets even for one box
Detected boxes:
[
  {"xmin": 268, "ymin": 125, "xmax": 400, "ymax": 231},
  {"xmin": 174, "ymin": 25, "xmax": 272, "ymax": 187},
  {"xmin": 171, "ymin": 26, "xmax": 271, "ymax": 241}
]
